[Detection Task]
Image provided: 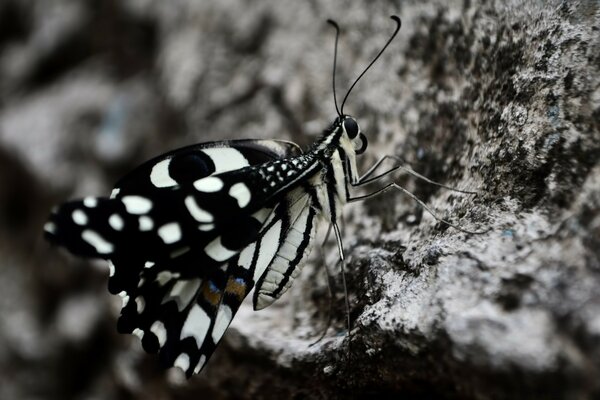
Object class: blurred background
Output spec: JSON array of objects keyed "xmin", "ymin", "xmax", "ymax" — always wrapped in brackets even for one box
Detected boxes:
[{"xmin": 1, "ymin": 0, "xmax": 599, "ymax": 399}]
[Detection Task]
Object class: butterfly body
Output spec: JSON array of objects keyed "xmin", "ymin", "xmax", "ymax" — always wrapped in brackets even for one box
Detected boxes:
[{"xmin": 45, "ymin": 115, "xmax": 367, "ymax": 376}]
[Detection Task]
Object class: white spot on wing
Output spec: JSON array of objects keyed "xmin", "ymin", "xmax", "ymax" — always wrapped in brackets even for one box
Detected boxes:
[
  {"xmin": 194, "ymin": 354, "xmax": 207, "ymax": 374},
  {"xmin": 132, "ymin": 328, "xmax": 144, "ymax": 339},
  {"xmin": 156, "ymin": 270, "xmax": 180, "ymax": 286},
  {"xmin": 204, "ymin": 236, "xmax": 237, "ymax": 262},
  {"xmin": 181, "ymin": 304, "xmax": 210, "ymax": 348},
  {"xmin": 228, "ymin": 182, "xmax": 251, "ymax": 208},
  {"xmin": 144, "ymin": 261, "xmax": 155, "ymax": 268},
  {"xmin": 82, "ymin": 230, "xmax": 114, "ymax": 254},
  {"xmin": 165, "ymin": 279, "xmax": 201, "ymax": 311},
  {"xmin": 174, "ymin": 353, "xmax": 190, "ymax": 372},
  {"xmin": 139, "ymin": 216, "xmax": 153, "ymax": 231},
  {"xmin": 44, "ymin": 222, "xmax": 56, "ymax": 234},
  {"xmin": 109, "ymin": 214, "xmax": 124, "ymax": 231},
  {"xmin": 122, "ymin": 196, "xmax": 153, "ymax": 214},
  {"xmin": 253, "ymin": 220, "xmax": 282, "ymax": 282},
  {"xmin": 83, "ymin": 197, "xmax": 98, "ymax": 208},
  {"xmin": 118, "ymin": 291, "xmax": 130, "ymax": 307},
  {"xmin": 72, "ymin": 209, "xmax": 88, "ymax": 225},
  {"xmin": 198, "ymin": 223, "xmax": 215, "ymax": 231},
  {"xmin": 150, "ymin": 320, "xmax": 167, "ymax": 347},
  {"xmin": 202, "ymin": 147, "xmax": 249, "ymax": 173},
  {"xmin": 150, "ymin": 158, "xmax": 178, "ymax": 188},
  {"xmin": 239, "ymin": 243, "xmax": 256, "ymax": 270},
  {"xmin": 193, "ymin": 177, "xmax": 224, "ymax": 192},
  {"xmin": 108, "ymin": 260, "xmax": 115, "ymax": 277},
  {"xmin": 135, "ymin": 296, "xmax": 145, "ymax": 313},
  {"xmin": 185, "ymin": 196, "xmax": 213, "ymax": 222},
  {"xmin": 158, "ymin": 222, "xmax": 182, "ymax": 244},
  {"xmin": 211, "ymin": 305, "xmax": 233, "ymax": 343},
  {"xmin": 110, "ymin": 188, "xmax": 121, "ymax": 199}
]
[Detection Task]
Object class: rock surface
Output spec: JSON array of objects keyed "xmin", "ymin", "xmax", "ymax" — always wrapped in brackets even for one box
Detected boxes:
[{"xmin": 0, "ymin": 0, "xmax": 598, "ymax": 399}]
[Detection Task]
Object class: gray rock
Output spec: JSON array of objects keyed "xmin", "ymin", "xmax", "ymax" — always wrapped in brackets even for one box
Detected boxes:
[{"xmin": 0, "ymin": 0, "xmax": 598, "ymax": 399}]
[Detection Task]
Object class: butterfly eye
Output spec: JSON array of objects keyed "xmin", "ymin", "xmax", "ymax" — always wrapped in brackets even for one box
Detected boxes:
[
  {"xmin": 343, "ymin": 118, "xmax": 359, "ymax": 139},
  {"xmin": 355, "ymin": 132, "xmax": 368, "ymax": 154}
]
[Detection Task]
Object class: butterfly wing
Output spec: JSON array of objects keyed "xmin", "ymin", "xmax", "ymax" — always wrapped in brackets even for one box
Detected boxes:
[
  {"xmin": 44, "ymin": 138, "xmax": 330, "ymax": 376},
  {"xmin": 122, "ymin": 190, "xmax": 319, "ymax": 377}
]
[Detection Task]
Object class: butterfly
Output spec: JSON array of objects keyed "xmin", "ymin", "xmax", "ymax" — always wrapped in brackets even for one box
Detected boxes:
[{"xmin": 44, "ymin": 16, "xmax": 475, "ymax": 377}]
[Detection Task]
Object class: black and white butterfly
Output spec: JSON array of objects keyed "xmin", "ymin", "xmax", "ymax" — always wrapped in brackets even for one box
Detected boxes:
[{"xmin": 44, "ymin": 16, "xmax": 477, "ymax": 377}]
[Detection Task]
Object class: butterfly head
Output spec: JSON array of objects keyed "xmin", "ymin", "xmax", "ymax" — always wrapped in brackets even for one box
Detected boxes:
[{"xmin": 337, "ymin": 115, "xmax": 368, "ymax": 155}]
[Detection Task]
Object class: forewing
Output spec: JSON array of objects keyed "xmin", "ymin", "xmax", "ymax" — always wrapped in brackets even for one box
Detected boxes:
[{"xmin": 113, "ymin": 139, "xmax": 302, "ymax": 196}]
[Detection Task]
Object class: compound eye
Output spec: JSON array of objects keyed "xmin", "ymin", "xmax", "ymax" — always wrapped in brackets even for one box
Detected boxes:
[
  {"xmin": 343, "ymin": 118, "xmax": 359, "ymax": 139},
  {"xmin": 355, "ymin": 132, "xmax": 368, "ymax": 154}
]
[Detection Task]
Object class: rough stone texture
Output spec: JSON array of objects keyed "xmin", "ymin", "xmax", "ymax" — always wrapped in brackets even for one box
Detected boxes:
[{"xmin": 0, "ymin": 0, "xmax": 599, "ymax": 399}]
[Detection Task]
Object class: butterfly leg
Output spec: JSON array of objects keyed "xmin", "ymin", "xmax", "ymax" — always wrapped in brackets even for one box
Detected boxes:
[
  {"xmin": 348, "ymin": 183, "xmax": 487, "ymax": 235},
  {"xmin": 331, "ymin": 220, "xmax": 353, "ymax": 339},
  {"xmin": 355, "ymin": 155, "xmax": 478, "ymax": 195}
]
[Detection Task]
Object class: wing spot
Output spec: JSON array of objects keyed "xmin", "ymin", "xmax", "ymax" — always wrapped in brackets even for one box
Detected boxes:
[
  {"xmin": 204, "ymin": 236, "xmax": 237, "ymax": 262},
  {"xmin": 118, "ymin": 291, "xmax": 130, "ymax": 308},
  {"xmin": 228, "ymin": 183, "xmax": 251, "ymax": 208},
  {"xmin": 132, "ymin": 328, "xmax": 144, "ymax": 340},
  {"xmin": 110, "ymin": 188, "xmax": 121, "ymax": 199},
  {"xmin": 122, "ymin": 196, "xmax": 153, "ymax": 214},
  {"xmin": 81, "ymin": 230, "xmax": 114, "ymax": 254},
  {"xmin": 44, "ymin": 222, "xmax": 56, "ymax": 234},
  {"xmin": 144, "ymin": 261, "xmax": 155, "ymax": 269},
  {"xmin": 150, "ymin": 158, "xmax": 178, "ymax": 188},
  {"xmin": 158, "ymin": 222, "xmax": 182, "ymax": 244},
  {"xmin": 72, "ymin": 209, "xmax": 88, "ymax": 225},
  {"xmin": 139, "ymin": 216, "xmax": 154, "ymax": 231},
  {"xmin": 150, "ymin": 320, "xmax": 167, "ymax": 347},
  {"xmin": 156, "ymin": 271, "xmax": 180, "ymax": 286},
  {"xmin": 184, "ymin": 196, "xmax": 214, "ymax": 222},
  {"xmin": 201, "ymin": 147, "xmax": 249, "ymax": 173},
  {"xmin": 135, "ymin": 296, "xmax": 145, "ymax": 313},
  {"xmin": 198, "ymin": 223, "xmax": 215, "ymax": 231},
  {"xmin": 83, "ymin": 197, "xmax": 98, "ymax": 208},
  {"xmin": 212, "ymin": 305, "xmax": 233, "ymax": 343},
  {"xmin": 174, "ymin": 353, "xmax": 190, "ymax": 373},
  {"xmin": 194, "ymin": 354, "xmax": 207, "ymax": 374},
  {"xmin": 193, "ymin": 177, "xmax": 224, "ymax": 192},
  {"xmin": 108, "ymin": 260, "xmax": 116, "ymax": 277},
  {"xmin": 181, "ymin": 304, "xmax": 211, "ymax": 348},
  {"xmin": 109, "ymin": 214, "xmax": 124, "ymax": 231}
]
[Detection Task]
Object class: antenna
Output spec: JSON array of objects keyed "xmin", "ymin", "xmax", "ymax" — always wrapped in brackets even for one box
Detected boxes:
[
  {"xmin": 327, "ymin": 19, "xmax": 342, "ymax": 117},
  {"xmin": 340, "ymin": 15, "xmax": 401, "ymax": 115}
]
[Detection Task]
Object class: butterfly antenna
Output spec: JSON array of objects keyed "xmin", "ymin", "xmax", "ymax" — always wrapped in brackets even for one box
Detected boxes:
[
  {"xmin": 327, "ymin": 19, "xmax": 342, "ymax": 117},
  {"xmin": 340, "ymin": 15, "xmax": 401, "ymax": 116}
]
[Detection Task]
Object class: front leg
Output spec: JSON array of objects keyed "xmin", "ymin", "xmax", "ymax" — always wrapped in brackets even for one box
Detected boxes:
[
  {"xmin": 347, "ymin": 182, "xmax": 487, "ymax": 234},
  {"xmin": 353, "ymin": 155, "xmax": 477, "ymax": 195}
]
